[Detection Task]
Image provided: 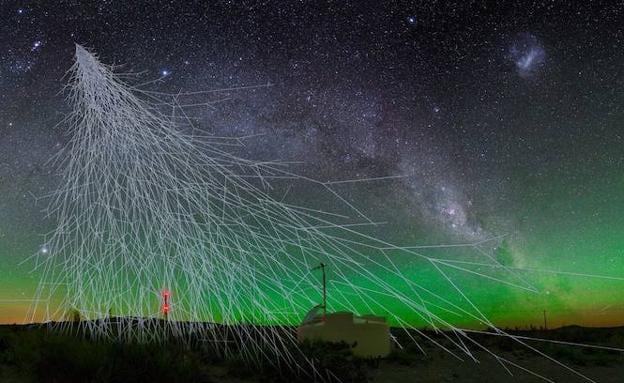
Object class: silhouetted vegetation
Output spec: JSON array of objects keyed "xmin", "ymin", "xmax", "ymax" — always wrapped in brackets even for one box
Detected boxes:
[
  {"xmin": 0, "ymin": 323, "xmax": 374, "ymax": 382},
  {"xmin": 386, "ymin": 342, "xmax": 430, "ymax": 366},
  {"xmin": 1, "ymin": 323, "xmax": 622, "ymax": 382}
]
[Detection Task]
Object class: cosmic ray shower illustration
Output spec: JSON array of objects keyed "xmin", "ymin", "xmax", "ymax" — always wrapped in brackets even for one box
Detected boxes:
[{"xmin": 1, "ymin": 2, "xmax": 624, "ymax": 382}]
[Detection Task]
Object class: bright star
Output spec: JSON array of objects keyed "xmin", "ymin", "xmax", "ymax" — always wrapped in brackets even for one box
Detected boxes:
[{"xmin": 161, "ymin": 69, "xmax": 170, "ymax": 77}]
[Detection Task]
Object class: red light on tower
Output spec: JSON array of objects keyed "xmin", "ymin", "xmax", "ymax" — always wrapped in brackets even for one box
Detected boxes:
[{"xmin": 161, "ymin": 289, "xmax": 171, "ymax": 319}]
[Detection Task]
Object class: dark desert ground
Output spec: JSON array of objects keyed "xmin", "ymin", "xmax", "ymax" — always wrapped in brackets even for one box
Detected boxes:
[{"xmin": 1, "ymin": 321, "xmax": 622, "ymax": 382}]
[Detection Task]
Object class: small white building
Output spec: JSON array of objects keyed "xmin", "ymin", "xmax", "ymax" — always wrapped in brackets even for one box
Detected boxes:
[{"xmin": 297, "ymin": 307, "xmax": 391, "ymax": 358}]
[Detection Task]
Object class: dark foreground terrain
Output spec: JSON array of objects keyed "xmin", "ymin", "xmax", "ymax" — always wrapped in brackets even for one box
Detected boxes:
[{"xmin": 0, "ymin": 322, "xmax": 622, "ymax": 382}]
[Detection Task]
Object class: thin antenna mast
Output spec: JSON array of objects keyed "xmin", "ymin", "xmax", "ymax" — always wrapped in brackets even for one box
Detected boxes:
[{"xmin": 312, "ymin": 263, "xmax": 327, "ymax": 319}]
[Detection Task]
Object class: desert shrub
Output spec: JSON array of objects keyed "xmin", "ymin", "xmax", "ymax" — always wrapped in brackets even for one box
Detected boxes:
[
  {"xmin": 0, "ymin": 331, "xmax": 16, "ymax": 365},
  {"xmin": 0, "ymin": 326, "xmax": 376, "ymax": 382},
  {"xmin": 10, "ymin": 327, "xmax": 43, "ymax": 373},
  {"xmin": 104, "ymin": 341, "xmax": 212, "ymax": 383},
  {"xmin": 253, "ymin": 339, "xmax": 369, "ymax": 383},
  {"xmin": 387, "ymin": 343, "xmax": 418, "ymax": 365},
  {"xmin": 36, "ymin": 334, "xmax": 108, "ymax": 382},
  {"xmin": 299, "ymin": 339, "xmax": 368, "ymax": 382},
  {"xmin": 496, "ymin": 336, "xmax": 516, "ymax": 352},
  {"xmin": 386, "ymin": 348, "xmax": 417, "ymax": 366},
  {"xmin": 225, "ymin": 356, "xmax": 256, "ymax": 379},
  {"xmin": 386, "ymin": 341, "xmax": 430, "ymax": 367}
]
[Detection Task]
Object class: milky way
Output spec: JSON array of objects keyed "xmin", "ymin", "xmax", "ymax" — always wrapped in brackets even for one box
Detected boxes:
[{"xmin": 1, "ymin": 1, "xmax": 624, "ymax": 329}]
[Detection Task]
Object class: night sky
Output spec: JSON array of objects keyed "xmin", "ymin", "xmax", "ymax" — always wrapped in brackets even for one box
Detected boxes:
[{"xmin": 1, "ymin": 1, "xmax": 624, "ymax": 327}]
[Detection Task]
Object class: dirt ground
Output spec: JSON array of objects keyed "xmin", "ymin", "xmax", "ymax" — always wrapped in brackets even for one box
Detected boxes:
[
  {"xmin": 2, "ymin": 324, "xmax": 622, "ymax": 382},
  {"xmin": 371, "ymin": 350, "xmax": 624, "ymax": 383}
]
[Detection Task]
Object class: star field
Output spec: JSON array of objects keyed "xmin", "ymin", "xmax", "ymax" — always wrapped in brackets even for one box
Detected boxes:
[{"xmin": 1, "ymin": 0, "xmax": 624, "ymax": 326}]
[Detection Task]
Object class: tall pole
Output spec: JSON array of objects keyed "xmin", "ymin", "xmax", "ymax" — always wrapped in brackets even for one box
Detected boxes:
[
  {"xmin": 311, "ymin": 263, "xmax": 327, "ymax": 320},
  {"xmin": 321, "ymin": 262, "xmax": 326, "ymax": 319},
  {"xmin": 543, "ymin": 309, "xmax": 547, "ymax": 330}
]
